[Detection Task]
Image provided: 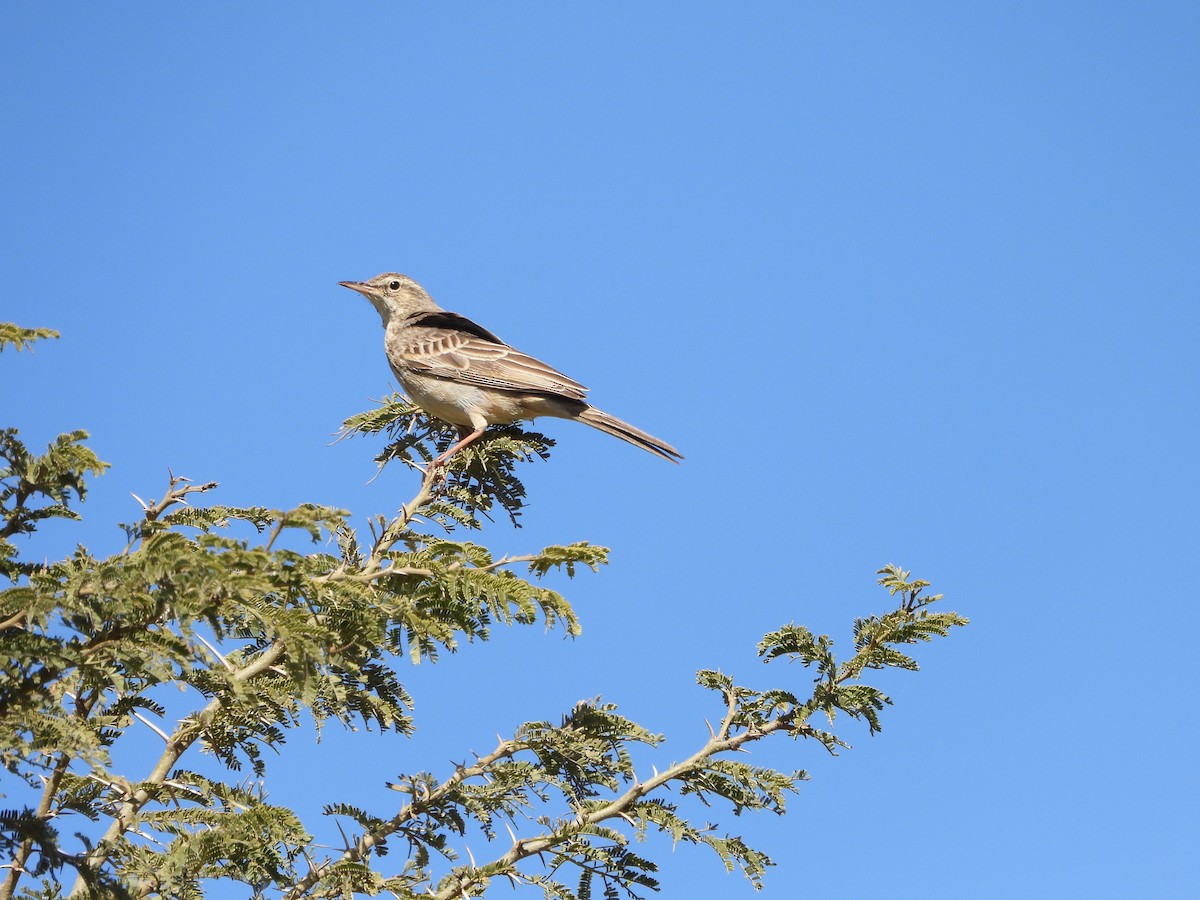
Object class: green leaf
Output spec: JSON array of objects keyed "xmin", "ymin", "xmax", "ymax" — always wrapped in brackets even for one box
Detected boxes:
[{"xmin": 0, "ymin": 323, "xmax": 60, "ymax": 352}]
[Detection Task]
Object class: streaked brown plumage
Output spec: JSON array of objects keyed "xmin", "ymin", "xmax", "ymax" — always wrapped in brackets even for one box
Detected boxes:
[{"xmin": 341, "ymin": 273, "xmax": 683, "ymax": 465}]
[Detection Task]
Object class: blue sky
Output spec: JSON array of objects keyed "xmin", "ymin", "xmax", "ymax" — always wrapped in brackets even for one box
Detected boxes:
[{"xmin": 4, "ymin": 3, "xmax": 1198, "ymax": 897}]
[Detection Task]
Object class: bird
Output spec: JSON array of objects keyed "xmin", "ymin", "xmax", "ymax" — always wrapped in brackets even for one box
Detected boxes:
[{"xmin": 340, "ymin": 273, "xmax": 683, "ymax": 467}]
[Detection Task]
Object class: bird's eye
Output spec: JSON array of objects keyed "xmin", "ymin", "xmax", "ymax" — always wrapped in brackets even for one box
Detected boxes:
[{"xmin": 388, "ymin": 280, "xmax": 402, "ymax": 291}]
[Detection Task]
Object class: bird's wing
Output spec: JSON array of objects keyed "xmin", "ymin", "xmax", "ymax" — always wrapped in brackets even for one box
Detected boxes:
[{"xmin": 396, "ymin": 311, "xmax": 590, "ymax": 400}]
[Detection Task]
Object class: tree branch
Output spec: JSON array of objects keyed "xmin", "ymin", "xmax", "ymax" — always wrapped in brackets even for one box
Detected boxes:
[
  {"xmin": 282, "ymin": 737, "xmax": 527, "ymax": 898},
  {"xmin": 66, "ymin": 640, "xmax": 288, "ymax": 897},
  {"xmin": 1, "ymin": 681, "xmax": 102, "ymax": 900},
  {"xmin": 121, "ymin": 474, "xmax": 217, "ymax": 555},
  {"xmin": 64, "ymin": 464, "xmax": 446, "ymax": 896},
  {"xmin": 0, "ymin": 753, "xmax": 72, "ymax": 900},
  {"xmin": 428, "ymin": 715, "xmax": 804, "ymax": 900}
]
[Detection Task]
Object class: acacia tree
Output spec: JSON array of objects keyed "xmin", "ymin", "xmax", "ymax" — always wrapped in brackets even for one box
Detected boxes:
[{"xmin": 1, "ymin": 324, "xmax": 967, "ymax": 899}]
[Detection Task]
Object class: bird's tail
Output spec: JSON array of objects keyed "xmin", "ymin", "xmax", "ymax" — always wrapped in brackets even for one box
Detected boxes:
[{"xmin": 576, "ymin": 406, "xmax": 684, "ymax": 463}]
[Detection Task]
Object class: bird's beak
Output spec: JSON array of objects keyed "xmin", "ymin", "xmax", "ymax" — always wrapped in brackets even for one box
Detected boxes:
[{"xmin": 339, "ymin": 280, "xmax": 372, "ymax": 297}]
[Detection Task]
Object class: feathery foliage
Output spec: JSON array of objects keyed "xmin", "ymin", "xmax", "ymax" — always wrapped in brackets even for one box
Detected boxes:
[
  {"xmin": 1, "ymin": 323, "xmax": 968, "ymax": 899},
  {"xmin": 339, "ymin": 394, "xmax": 554, "ymax": 527},
  {"xmin": 0, "ymin": 325, "xmax": 59, "ymax": 353}
]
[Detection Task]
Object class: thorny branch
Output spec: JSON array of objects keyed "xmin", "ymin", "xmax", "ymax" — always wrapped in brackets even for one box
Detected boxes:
[
  {"xmin": 2, "ymin": 399, "xmax": 965, "ymax": 899},
  {"xmin": 281, "ymin": 643, "xmax": 903, "ymax": 899},
  {"xmin": 426, "ymin": 709, "xmax": 803, "ymax": 899},
  {"xmin": 66, "ymin": 642, "xmax": 289, "ymax": 897},
  {"xmin": 58, "ymin": 462, "xmax": 456, "ymax": 897}
]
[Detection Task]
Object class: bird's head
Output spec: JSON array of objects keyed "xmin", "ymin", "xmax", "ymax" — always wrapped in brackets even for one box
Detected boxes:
[{"xmin": 339, "ymin": 273, "xmax": 439, "ymax": 325}]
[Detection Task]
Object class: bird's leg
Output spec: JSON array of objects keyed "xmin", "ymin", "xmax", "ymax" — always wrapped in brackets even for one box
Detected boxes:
[{"xmin": 432, "ymin": 425, "xmax": 487, "ymax": 469}]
